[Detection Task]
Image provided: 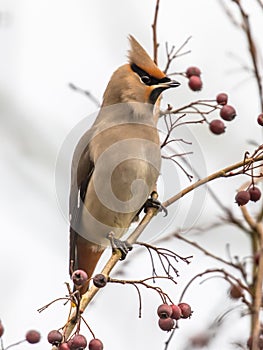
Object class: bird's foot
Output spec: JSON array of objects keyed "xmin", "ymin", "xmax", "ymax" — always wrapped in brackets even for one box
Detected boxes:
[
  {"xmin": 144, "ymin": 191, "xmax": 168, "ymax": 217},
  {"xmin": 107, "ymin": 232, "xmax": 133, "ymax": 260}
]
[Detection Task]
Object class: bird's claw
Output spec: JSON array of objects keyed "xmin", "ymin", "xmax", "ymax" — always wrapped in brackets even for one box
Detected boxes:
[
  {"xmin": 144, "ymin": 197, "xmax": 168, "ymax": 217},
  {"xmin": 107, "ymin": 232, "xmax": 133, "ymax": 260}
]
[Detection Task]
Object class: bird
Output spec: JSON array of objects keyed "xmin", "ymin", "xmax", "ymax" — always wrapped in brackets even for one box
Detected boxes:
[{"xmin": 69, "ymin": 35, "xmax": 180, "ymax": 294}]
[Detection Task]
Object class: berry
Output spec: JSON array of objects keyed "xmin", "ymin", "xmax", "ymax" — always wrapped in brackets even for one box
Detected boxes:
[
  {"xmin": 188, "ymin": 76, "xmax": 202, "ymax": 91},
  {"xmin": 209, "ymin": 119, "xmax": 225, "ymax": 135},
  {"xmin": 0, "ymin": 322, "xmax": 4, "ymax": 337},
  {"xmin": 220, "ymin": 105, "xmax": 236, "ymax": 121},
  {"xmin": 235, "ymin": 191, "xmax": 250, "ymax": 206},
  {"xmin": 247, "ymin": 335, "xmax": 263, "ymax": 349},
  {"xmin": 178, "ymin": 303, "xmax": 192, "ymax": 319},
  {"xmin": 88, "ymin": 338, "xmax": 104, "ymax": 350},
  {"xmin": 249, "ymin": 186, "xmax": 261, "ymax": 202},
  {"xmin": 158, "ymin": 317, "xmax": 174, "ymax": 331},
  {"xmin": 157, "ymin": 304, "xmax": 173, "ymax": 319},
  {"xmin": 25, "ymin": 330, "xmax": 41, "ymax": 344},
  {"xmin": 216, "ymin": 93, "xmax": 228, "ymax": 105},
  {"xmin": 170, "ymin": 304, "xmax": 182, "ymax": 320},
  {"xmin": 72, "ymin": 270, "xmax": 88, "ymax": 287},
  {"xmin": 186, "ymin": 66, "xmax": 201, "ymax": 78},
  {"xmin": 93, "ymin": 274, "xmax": 107, "ymax": 288},
  {"xmin": 257, "ymin": 113, "xmax": 263, "ymax": 126},
  {"xmin": 47, "ymin": 330, "xmax": 63, "ymax": 345},
  {"xmin": 59, "ymin": 343, "xmax": 71, "ymax": 350},
  {"xmin": 229, "ymin": 284, "xmax": 243, "ymax": 299},
  {"xmin": 70, "ymin": 334, "xmax": 87, "ymax": 350}
]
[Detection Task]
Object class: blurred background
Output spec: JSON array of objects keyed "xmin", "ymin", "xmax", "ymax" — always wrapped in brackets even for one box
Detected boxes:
[{"xmin": 0, "ymin": 0, "xmax": 262, "ymax": 349}]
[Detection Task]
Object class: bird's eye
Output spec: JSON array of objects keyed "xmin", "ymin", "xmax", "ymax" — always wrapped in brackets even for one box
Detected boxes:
[{"xmin": 140, "ymin": 75, "xmax": 151, "ymax": 84}]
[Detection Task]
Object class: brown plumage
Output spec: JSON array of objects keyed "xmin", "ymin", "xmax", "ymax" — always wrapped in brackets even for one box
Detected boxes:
[{"xmin": 69, "ymin": 35, "xmax": 180, "ymax": 294}]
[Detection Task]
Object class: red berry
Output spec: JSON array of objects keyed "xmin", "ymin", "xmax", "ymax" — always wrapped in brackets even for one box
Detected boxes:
[
  {"xmin": 157, "ymin": 304, "xmax": 173, "ymax": 319},
  {"xmin": 25, "ymin": 330, "xmax": 41, "ymax": 344},
  {"xmin": 229, "ymin": 284, "xmax": 243, "ymax": 299},
  {"xmin": 235, "ymin": 191, "xmax": 250, "ymax": 206},
  {"xmin": 88, "ymin": 338, "xmax": 104, "ymax": 350},
  {"xmin": 47, "ymin": 330, "xmax": 63, "ymax": 345},
  {"xmin": 158, "ymin": 317, "xmax": 174, "ymax": 331},
  {"xmin": 186, "ymin": 66, "xmax": 201, "ymax": 78},
  {"xmin": 249, "ymin": 186, "xmax": 261, "ymax": 202},
  {"xmin": 216, "ymin": 93, "xmax": 228, "ymax": 105},
  {"xmin": 188, "ymin": 76, "xmax": 202, "ymax": 91},
  {"xmin": 209, "ymin": 119, "xmax": 225, "ymax": 135},
  {"xmin": 72, "ymin": 270, "xmax": 88, "ymax": 286},
  {"xmin": 70, "ymin": 335, "xmax": 87, "ymax": 350},
  {"xmin": 178, "ymin": 303, "xmax": 192, "ymax": 319},
  {"xmin": 59, "ymin": 343, "xmax": 71, "ymax": 350},
  {"xmin": 170, "ymin": 304, "xmax": 182, "ymax": 320},
  {"xmin": 257, "ymin": 113, "xmax": 263, "ymax": 126},
  {"xmin": 93, "ymin": 274, "xmax": 107, "ymax": 288},
  {"xmin": 0, "ymin": 322, "xmax": 4, "ymax": 338},
  {"xmin": 220, "ymin": 105, "xmax": 236, "ymax": 121}
]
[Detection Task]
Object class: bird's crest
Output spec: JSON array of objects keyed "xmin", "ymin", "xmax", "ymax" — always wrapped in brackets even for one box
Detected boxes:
[{"xmin": 128, "ymin": 35, "xmax": 165, "ymax": 80}]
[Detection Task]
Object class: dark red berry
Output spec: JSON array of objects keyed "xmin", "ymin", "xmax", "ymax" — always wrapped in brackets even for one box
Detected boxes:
[
  {"xmin": 59, "ymin": 343, "xmax": 71, "ymax": 350},
  {"xmin": 0, "ymin": 322, "xmax": 4, "ymax": 337},
  {"xmin": 209, "ymin": 119, "xmax": 225, "ymax": 135},
  {"xmin": 47, "ymin": 330, "xmax": 63, "ymax": 345},
  {"xmin": 249, "ymin": 186, "xmax": 261, "ymax": 202},
  {"xmin": 25, "ymin": 330, "xmax": 41, "ymax": 344},
  {"xmin": 157, "ymin": 304, "xmax": 173, "ymax": 319},
  {"xmin": 188, "ymin": 76, "xmax": 202, "ymax": 91},
  {"xmin": 220, "ymin": 105, "xmax": 236, "ymax": 121},
  {"xmin": 70, "ymin": 334, "xmax": 87, "ymax": 350},
  {"xmin": 229, "ymin": 284, "xmax": 243, "ymax": 299},
  {"xmin": 186, "ymin": 66, "xmax": 201, "ymax": 78},
  {"xmin": 88, "ymin": 338, "xmax": 104, "ymax": 350},
  {"xmin": 170, "ymin": 304, "xmax": 182, "ymax": 320},
  {"xmin": 93, "ymin": 274, "xmax": 107, "ymax": 288},
  {"xmin": 216, "ymin": 93, "xmax": 228, "ymax": 105},
  {"xmin": 178, "ymin": 303, "xmax": 192, "ymax": 319},
  {"xmin": 158, "ymin": 317, "xmax": 174, "ymax": 331},
  {"xmin": 72, "ymin": 270, "xmax": 88, "ymax": 287},
  {"xmin": 235, "ymin": 191, "xmax": 250, "ymax": 206},
  {"xmin": 257, "ymin": 113, "xmax": 263, "ymax": 126}
]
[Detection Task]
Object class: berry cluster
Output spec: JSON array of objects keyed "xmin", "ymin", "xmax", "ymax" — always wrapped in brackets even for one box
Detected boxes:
[
  {"xmin": 157, "ymin": 303, "xmax": 192, "ymax": 332},
  {"xmin": 186, "ymin": 66, "xmax": 202, "ymax": 91},
  {"xmin": 47, "ymin": 331, "xmax": 103, "ymax": 350},
  {"xmin": 235, "ymin": 186, "xmax": 261, "ymax": 206},
  {"xmin": 209, "ymin": 93, "xmax": 236, "ymax": 135}
]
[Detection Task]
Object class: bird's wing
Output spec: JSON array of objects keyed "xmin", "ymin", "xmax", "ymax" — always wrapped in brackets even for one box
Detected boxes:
[{"xmin": 69, "ymin": 129, "xmax": 94, "ymax": 273}]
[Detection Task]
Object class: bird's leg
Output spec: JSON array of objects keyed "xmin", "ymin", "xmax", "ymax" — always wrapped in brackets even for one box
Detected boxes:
[
  {"xmin": 141, "ymin": 191, "xmax": 168, "ymax": 217},
  {"xmin": 107, "ymin": 232, "xmax": 133, "ymax": 261}
]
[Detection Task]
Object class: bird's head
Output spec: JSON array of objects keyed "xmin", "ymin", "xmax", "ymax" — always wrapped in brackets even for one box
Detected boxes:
[{"xmin": 102, "ymin": 35, "xmax": 180, "ymax": 107}]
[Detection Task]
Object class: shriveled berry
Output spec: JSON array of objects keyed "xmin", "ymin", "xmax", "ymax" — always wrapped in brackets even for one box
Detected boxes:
[
  {"xmin": 216, "ymin": 93, "xmax": 228, "ymax": 105},
  {"xmin": 170, "ymin": 304, "xmax": 182, "ymax": 320},
  {"xmin": 235, "ymin": 191, "xmax": 250, "ymax": 206},
  {"xmin": 72, "ymin": 270, "xmax": 88, "ymax": 287},
  {"xmin": 47, "ymin": 330, "xmax": 63, "ymax": 345},
  {"xmin": 59, "ymin": 343, "xmax": 71, "ymax": 350},
  {"xmin": 209, "ymin": 119, "xmax": 225, "ymax": 135},
  {"xmin": 157, "ymin": 304, "xmax": 173, "ymax": 319},
  {"xmin": 229, "ymin": 284, "xmax": 243, "ymax": 299},
  {"xmin": 158, "ymin": 317, "xmax": 174, "ymax": 331},
  {"xmin": 70, "ymin": 334, "xmax": 87, "ymax": 350},
  {"xmin": 186, "ymin": 66, "xmax": 201, "ymax": 78},
  {"xmin": 220, "ymin": 105, "xmax": 236, "ymax": 121},
  {"xmin": 0, "ymin": 322, "xmax": 4, "ymax": 337},
  {"xmin": 188, "ymin": 76, "xmax": 202, "ymax": 91},
  {"xmin": 249, "ymin": 186, "xmax": 261, "ymax": 202},
  {"xmin": 88, "ymin": 338, "xmax": 104, "ymax": 350},
  {"xmin": 25, "ymin": 330, "xmax": 41, "ymax": 344},
  {"xmin": 178, "ymin": 303, "xmax": 192, "ymax": 319},
  {"xmin": 257, "ymin": 113, "xmax": 263, "ymax": 126},
  {"xmin": 93, "ymin": 274, "xmax": 107, "ymax": 288}
]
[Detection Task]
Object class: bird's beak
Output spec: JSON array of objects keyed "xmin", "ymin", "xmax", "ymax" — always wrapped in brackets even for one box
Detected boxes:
[{"xmin": 158, "ymin": 79, "xmax": 181, "ymax": 89}]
